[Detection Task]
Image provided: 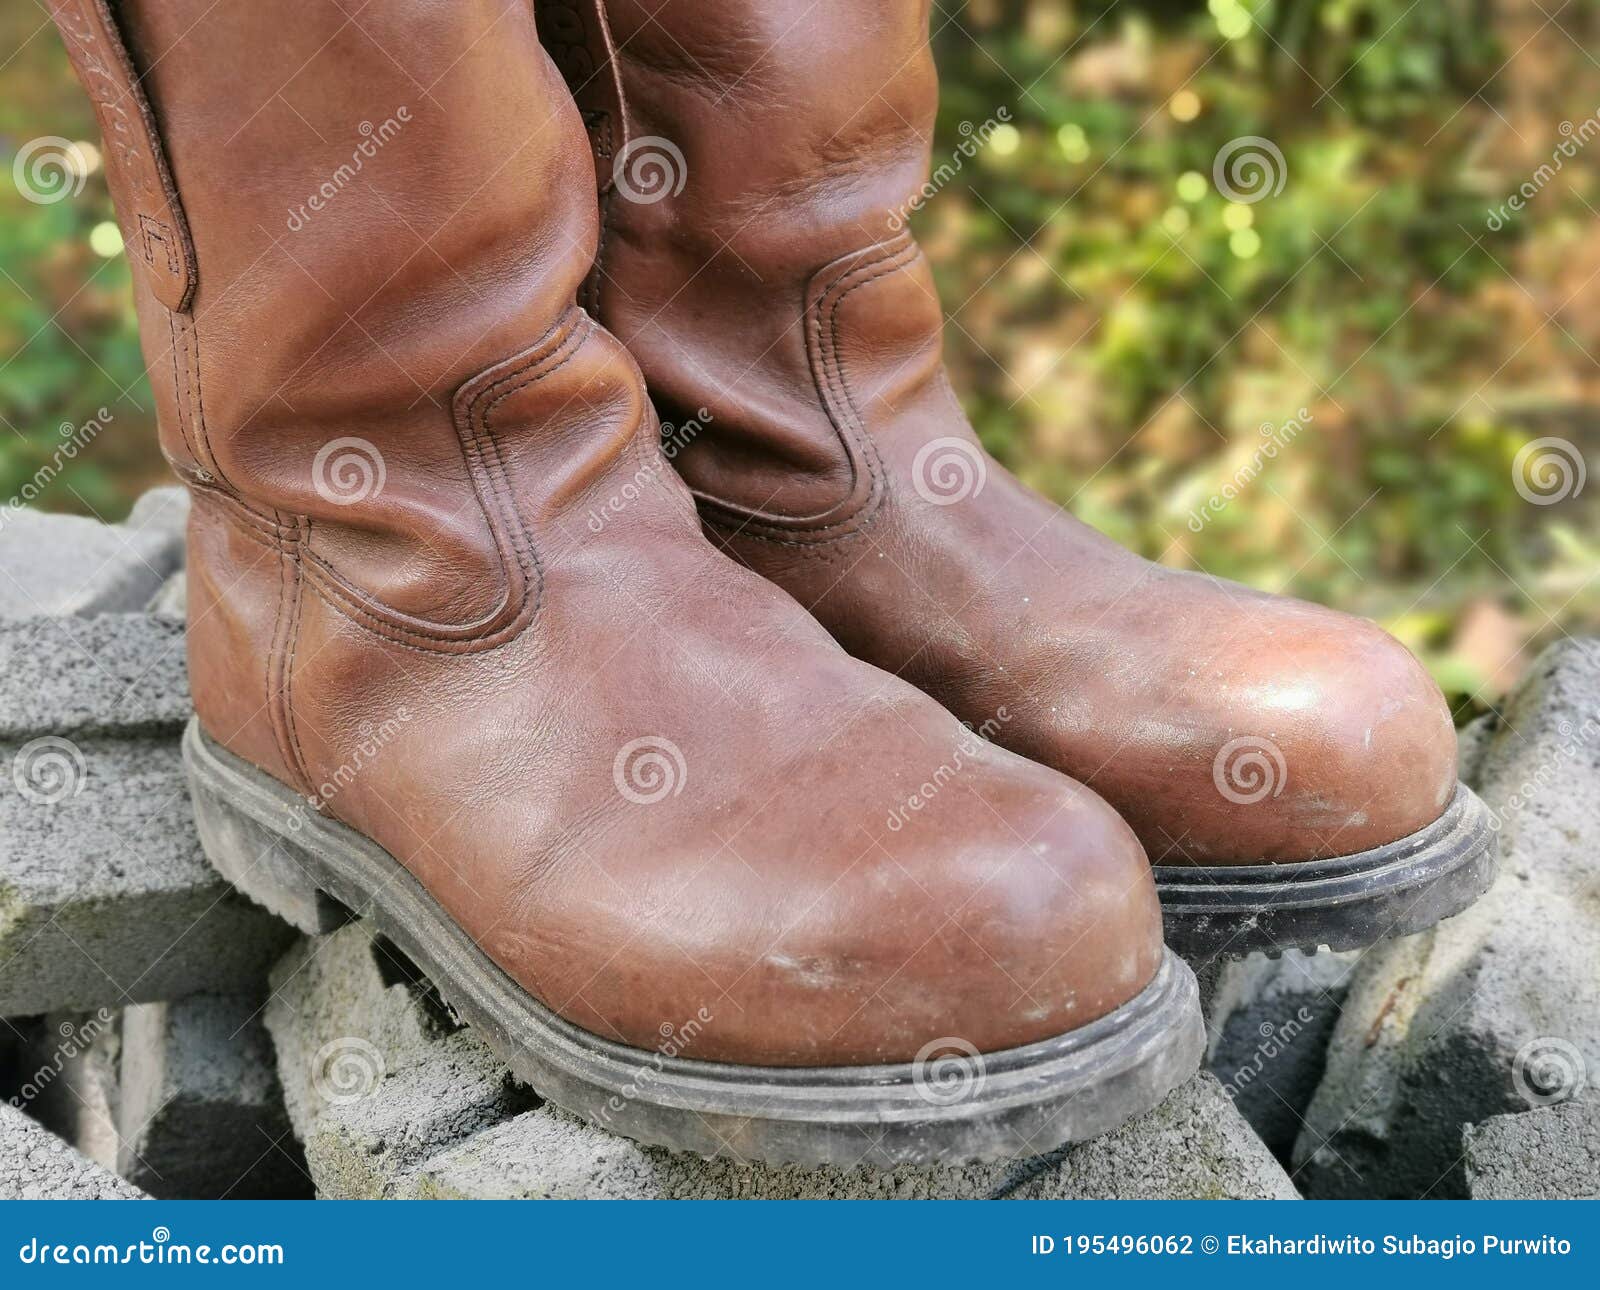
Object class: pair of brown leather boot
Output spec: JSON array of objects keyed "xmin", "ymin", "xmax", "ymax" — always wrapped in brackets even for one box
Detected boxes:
[{"xmin": 53, "ymin": 0, "xmax": 1494, "ymax": 1167}]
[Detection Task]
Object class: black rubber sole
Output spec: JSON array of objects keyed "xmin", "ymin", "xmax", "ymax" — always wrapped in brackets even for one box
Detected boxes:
[
  {"xmin": 1153, "ymin": 783, "xmax": 1497, "ymax": 963},
  {"xmin": 183, "ymin": 720, "xmax": 1205, "ymax": 1169}
]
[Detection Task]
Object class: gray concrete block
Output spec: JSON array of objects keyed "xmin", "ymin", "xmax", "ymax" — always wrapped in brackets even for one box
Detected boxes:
[
  {"xmin": 264, "ymin": 926, "xmax": 533, "ymax": 1199},
  {"xmin": 0, "ymin": 1103, "xmax": 146, "ymax": 1199},
  {"xmin": 1205, "ymin": 949, "xmax": 1359, "ymax": 1158},
  {"xmin": 1463, "ymin": 1099, "xmax": 1600, "ymax": 1199},
  {"xmin": 118, "ymin": 994, "xmax": 308, "ymax": 1199},
  {"xmin": 0, "ymin": 614, "xmax": 191, "ymax": 740},
  {"xmin": 0, "ymin": 734, "xmax": 297, "ymax": 1016},
  {"xmin": 1, "ymin": 613, "xmax": 294, "ymax": 1017},
  {"xmin": 0, "ymin": 488, "xmax": 187, "ymax": 620},
  {"xmin": 8, "ymin": 1010, "xmax": 122, "ymax": 1168},
  {"xmin": 1293, "ymin": 639, "xmax": 1600, "ymax": 1198},
  {"xmin": 408, "ymin": 1073, "xmax": 1296, "ymax": 1201},
  {"xmin": 271, "ymin": 926, "xmax": 1293, "ymax": 1200},
  {"xmin": 1007, "ymin": 1075, "xmax": 1299, "ymax": 1200}
]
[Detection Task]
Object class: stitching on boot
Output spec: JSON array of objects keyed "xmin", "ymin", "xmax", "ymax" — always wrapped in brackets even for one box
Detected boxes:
[
  {"xmin": 694, "ymin": 235, "xmax": 922, "ymax": 545},
  {"xmin": 286, "ymin": 313, "xmax": 602, "ymax": 654},
  {"xmin": 280, "ymin": 525, "xmax": 318, "ymax": 799}
]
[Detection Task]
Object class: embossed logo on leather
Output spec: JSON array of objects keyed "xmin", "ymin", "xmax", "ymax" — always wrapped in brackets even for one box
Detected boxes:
[{"xmin": 49, "ymin": 0, "xmax": 196, "ymax": 311}]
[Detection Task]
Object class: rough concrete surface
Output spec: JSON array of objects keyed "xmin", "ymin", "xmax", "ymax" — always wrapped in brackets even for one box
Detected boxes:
[
  {"xmin": 0, "ymin": 1102, "xmax": 147, "ymax": 1199},
  {"xmin": 265, "ymin": 926, "xmax": 534, "ymax": 1199},
  {"xmin": 0, "ymin": 732, "xmax": 296, "ymax": 1016},
  {"xmin": 0, "ymin": 488, "xmax": 187, "ymax": 620},
  {"xmin": 270, "ymin": 926, "xmax": 1295, "ymax": 1200},
  {"xmin": 1205, "ymin": 949, "xmax": 1360, "ymax": 1158},
  {"xmin": 1294, "ymin": 640, "xmax": 1600, "ymax": 1198},
  {"xmin": 118, "ymin": 994, "xmax": 308, "ymax": 1199},
  {"xmin": 1462, "ymin": 1098, "xmax": 1600, "ymax": 1199}
]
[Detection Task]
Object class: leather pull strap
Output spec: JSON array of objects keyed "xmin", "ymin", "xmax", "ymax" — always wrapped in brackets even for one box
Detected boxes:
[
  {"xmin": 535, "ymin": 0, "xmax": 631, "ymax": 195},
  {"xmin": 49, "ymin": 0, "xmax": 197, "ymax": 313}
]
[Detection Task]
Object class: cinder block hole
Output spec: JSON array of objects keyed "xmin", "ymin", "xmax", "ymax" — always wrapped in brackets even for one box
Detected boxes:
[{"xmin": 368, "ymin": 935, "xmax": 464, "ymax": 1035}]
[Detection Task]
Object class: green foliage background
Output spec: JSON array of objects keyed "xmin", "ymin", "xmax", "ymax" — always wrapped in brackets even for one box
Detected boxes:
[{"xmin": 3, "ymin": 0, "xmax": 1598, "ymax": 716}]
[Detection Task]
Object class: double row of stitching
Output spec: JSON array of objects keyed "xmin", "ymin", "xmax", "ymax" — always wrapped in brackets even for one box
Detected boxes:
[
  {"xmin": 282, "ymin": 311, "xmax": 595, "ymax": 654},
  {"xmin": 695, "ymin": 234, "xmax": 920, "ymax": 545}
]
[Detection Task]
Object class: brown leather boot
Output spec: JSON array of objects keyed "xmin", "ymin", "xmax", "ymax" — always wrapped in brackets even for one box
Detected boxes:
[
  {"xmin": 51, "ymin": 0, "xmax": 1202, "ymax": 1164},
  {"xmin": 557, "ymin": 0, "xmax": 1496, "ymax": 960}
]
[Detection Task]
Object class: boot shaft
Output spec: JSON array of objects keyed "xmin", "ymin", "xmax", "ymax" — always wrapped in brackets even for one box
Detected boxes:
[
  {"xmin": 550, "ymin": 0, "xmax": 956, "ymax": 532},
  {"xmin": 51, "ymin": 0, "xmax": 646, "ymax": 627}
]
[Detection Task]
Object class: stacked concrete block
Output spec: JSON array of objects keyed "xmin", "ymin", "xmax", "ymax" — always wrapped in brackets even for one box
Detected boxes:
[
  {"xmin": 1204, "ymin": 949, "xmax": 1360, "ymax": 1159},
  {"xmin": 1, "ymin": 496, "xmax": 300, "ymax": 1199},
  {"xmin": 1293, "ymin": 640, "xmax": 1600, "ymax": 1198},
  {"xmin": 269, "ymin": 924, "xmax": 1298, "ymax": 1200},
  {"xmin": 1462, "ymin": 1100, "xmax": 1600, "ymax": 1199},
  {"xmin": 0, "ymin": 612, "xmax": 295, "ymax": 1015},
  {"xmin": 0, "ymin": 487, "xmax": 187, "ymax": 618},
  {"xmin": 0, "ymin": 1103, "xmax": 147, "ymax": 1200},
  {"xmin": 116, "ymin": 995, "xmax": 309, "ymax": 1199}
]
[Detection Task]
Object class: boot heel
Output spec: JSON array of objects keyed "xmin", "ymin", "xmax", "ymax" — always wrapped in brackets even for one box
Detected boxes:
[{"xmin": 185, "ymin": 726, "xmax": 349, "ymax": 936}]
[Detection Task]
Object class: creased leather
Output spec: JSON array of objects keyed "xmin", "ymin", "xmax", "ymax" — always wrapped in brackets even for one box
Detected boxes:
[
  {"xmin": 59, "ymin": 0, "xmax": 1165, "ymax": 1066},
  {"xmin": 587, "ymin": 0, "xmax": 1460, "ymax": 865}
]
